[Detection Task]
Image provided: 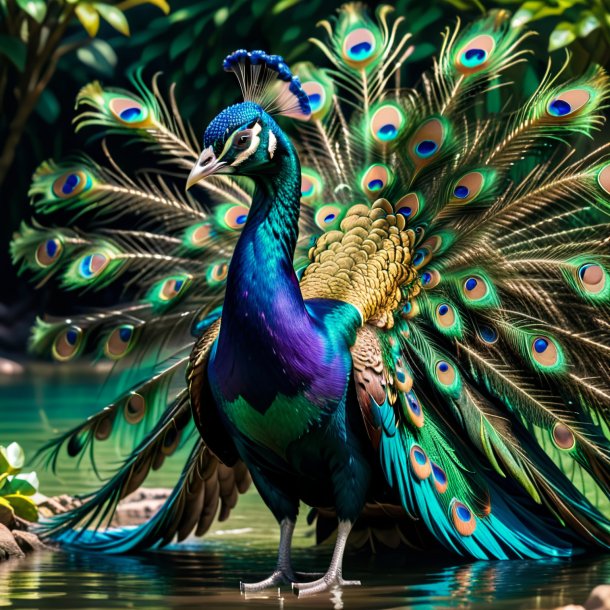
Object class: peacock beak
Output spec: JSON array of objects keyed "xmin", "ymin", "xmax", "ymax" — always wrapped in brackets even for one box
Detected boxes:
[{"xmin": 186, "ymin": 147, "xmax": 229, "ymax": 190}]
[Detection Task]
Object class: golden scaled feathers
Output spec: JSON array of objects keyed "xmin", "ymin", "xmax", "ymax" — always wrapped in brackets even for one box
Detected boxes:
[{"xmin": 299, "ymin": 199, "xmax": 419, "ymax": 327}]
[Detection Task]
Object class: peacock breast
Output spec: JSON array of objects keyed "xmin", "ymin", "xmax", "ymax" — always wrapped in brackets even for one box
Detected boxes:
[{"xmin": 207, "ymin": 299, "xmax": 358, "ymax": 458}]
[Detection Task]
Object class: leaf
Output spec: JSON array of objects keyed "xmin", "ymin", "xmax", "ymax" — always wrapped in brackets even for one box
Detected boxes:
[
  {"xmin": 213, "ymin": 7, "xmax": 229, "ymax": 26},
  {"xmin": 91, "ymin": 37, "xmax": 117, "ymax": 68},
  {"xmin": 549, "ymin": 21, "xmax": 577, "ymax": 51},
  {"xmin": 140, "ymin": 41, "xmax": 167, "ymax": 64},
  {"xmin": 4, "ymin": 494, "xmax": 38, "ymax": 522},
  {"xmin": 170, "ymin": 27, "xmax": 194, "ymax": 60},
  {"xmin": 116, "ymin": 0, "xmax": 169, "ymax": 15},
  {"xmin": 5, "ymin": 442, "xmax": 24, "ymax": 472},
  {"xmin": 578, "ymin": 12, "xmax": 601, "ymax": 38},
  {"xmin": 76, "ymin": 39, "xmax": 117, "ymax": 76},
  {"xmin": 184, "ymin": 40, "xmax": 204, "ymax": 74},
  {"xmin": 440, "ymin": 0, "xmax": 484, "ymax": 9},
  {"xmin": 75, "ymin": 3, "xmax": 100, "ymax": 37},
  {"xmin": 36, "ymin": 88, "xmax": 60, "ymax": 123},
  {"xmin": 272, "ymin": 0, "xmax": 301, "ymax": 14},
  {"xmin": 94, "ymin": 3, "xmax": 130, "ymax": 36},
  {"xmin": 0, "ymin": 448, "xmax": 9, "ymax": 474},
  {"xmin": 0, "ymin": 35, "xmax": 27, "ymax": 71},
  {"xmin": 16, "ymin": 0, "xmax": 46, "ymax": 23},
  {"xmin": 5, "ymin": 472, "xmax": 39, "ymax": 496},
  {"xmin": 167, "ymin": 8, "xmax": 194, "ymax": 24},
  {"xmin": 510, "ymin": 0, "xmax": 572, "ymax": 27},
  {"xmin": 409, "ymin": 42, "xmax": 437, "ymax": 62}
]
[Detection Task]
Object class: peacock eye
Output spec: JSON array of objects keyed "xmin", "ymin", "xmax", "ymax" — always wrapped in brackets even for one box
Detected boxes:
[{"xmin": 233, "ymin": 130, "xmax": 252, "ymax": 150}]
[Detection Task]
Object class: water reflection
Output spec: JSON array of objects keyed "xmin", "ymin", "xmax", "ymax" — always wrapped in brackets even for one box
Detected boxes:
[
  {"xmin": 1, "ymin": 546, "xmax": 610, "ymax": 609},
  {"xmin": 2, "ymin": 363, "xmax": 610, "ymax": 609}
]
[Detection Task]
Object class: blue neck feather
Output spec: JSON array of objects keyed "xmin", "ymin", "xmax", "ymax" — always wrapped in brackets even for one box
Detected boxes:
[{"xmin": 214, "ymin": 128, "xmax": 324, "ymax": 409}]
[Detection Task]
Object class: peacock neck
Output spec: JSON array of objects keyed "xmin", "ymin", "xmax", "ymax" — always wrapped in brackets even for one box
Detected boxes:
[
  {"xmin": 217, "ymin": 131, "xmax": 315, "ymax": 375},
  {"xmin": 212, "ymin": 130, "xmax": 353, "ymax": 413},
  {"xmin": 225, "ymin": 133, "xmax": 304, "ymax": 320}
]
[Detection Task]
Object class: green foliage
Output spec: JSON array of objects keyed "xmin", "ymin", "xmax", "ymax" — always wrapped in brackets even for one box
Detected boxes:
[
  {"xmin": 0, "ymin": 442, "xmax": 40, "ymax": 523},
  {"xmin": 110, "ymin": 0, "xmax": 443, "ymax": 121},
  {"xmin": 442, "ymin": 0, "xmax": 610, "ymax": 55},
  {"xmin": 0, "ymin": 0, "xmax": 171, "ymax": 190}
]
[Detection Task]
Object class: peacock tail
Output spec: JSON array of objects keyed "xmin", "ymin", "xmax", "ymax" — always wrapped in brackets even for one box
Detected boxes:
[{"xmin": 11, "ymin": 3, "xmax": 610, "ymax": 558}]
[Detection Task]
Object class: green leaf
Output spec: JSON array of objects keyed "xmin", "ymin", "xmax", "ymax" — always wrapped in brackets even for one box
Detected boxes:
[
  {"xmin": 213, "ymin": 7, "xmax": 229, "ymax": 26},
  {"xmin": 5, "ymin": 472, "xmax": 39, "ymax": 496},
  {"xmin": 0, "ymin": 448, "xmax": 9, "ymax": 474},
  {"xmin": 4, "ymin": 494, "xmax": 38, "ymax": 522},
  {"xmin": 116, "ymin": 0, "xmax": 169, "ymax": 15},
  {"xmin": 511, "ymin": 0, "xmax": 574, "ymax": 27},
  {"xmin": 16, "ymin": 0, "xmax": 46, "ymax": 23},
  {"xmin": 140, "ymin": 41, "xmax": 166, "ymax": 64},
  {"xmin": 578, "ymin": 12, "xmax": 601, "ymax": 38},
  {"xmin": 272, "ymin": 0, "xmax": 301, "ymax": 14},
  {"xmin": 0, "ymin": 35, "xmax": 26, "ymax": 71},
  {"xmin": 76, "ymin": 39, "xmax": 117, "ymax": 76},
  {"xmin": 549, "ymin": 21, "xmax": 577, "ymax": 51},
  {"xmin": 36, "ymin": 88, "xmax": 60, "ymax": 123},
  {"xmin": 184, "ymin": 40, "xmax": 204, "ymax": 74},
  {"xmin": 94, "ymin": 3, "xmax": 130, "ymax": 36},
  {"xmin": 440, "ymin": 0, "xmax": 484, "ymax": 9},
  {"xmin": 170, "ymin": 27, "xmax": 194, "ymax": 60},
  {"xmin": 409, "ymin": 42, "xmax": 437, "ymax": 62},
  {"xmin": 75, "ymin": 3, "xmax": 100, "ymax": 37}
]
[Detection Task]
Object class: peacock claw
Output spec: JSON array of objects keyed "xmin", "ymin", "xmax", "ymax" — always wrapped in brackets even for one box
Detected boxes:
[
  {"xmin": 291, "ymin": 574, "xmax": 361, "ymax": 597},
  {"xmin": 240, "ymin": 569, "xmax": 298, "ymax": 593}
]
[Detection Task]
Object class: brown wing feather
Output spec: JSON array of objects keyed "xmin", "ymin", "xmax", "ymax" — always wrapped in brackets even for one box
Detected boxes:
[
  {"xmin": 350, "ymin": 324, "xmax": 391, "ymax": 449},
  {"xmin": 173, "ymin": 444, "xmax": 252, "ymax": 542},
  {"xmin": 179, "ymin": 318, "xmax": 253, "ymax": 539}
]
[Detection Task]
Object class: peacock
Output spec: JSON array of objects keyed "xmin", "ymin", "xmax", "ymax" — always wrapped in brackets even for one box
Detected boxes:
[{"xmin": 10, "ymin": 1, "xmax": 610, "ymax": 596}]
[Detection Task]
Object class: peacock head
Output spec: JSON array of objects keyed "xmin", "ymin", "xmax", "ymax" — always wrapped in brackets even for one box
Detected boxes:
[
  {"xmin": 187, "ymin": 101, "xmax": 282, "ymax": 189},
  {"xmin": 186, "ymin": 50, "xmax": 310, "ymax": 190}
]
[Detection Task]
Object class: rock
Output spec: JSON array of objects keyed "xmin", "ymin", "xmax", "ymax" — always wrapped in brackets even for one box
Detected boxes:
[
  {"xmin": 37, "ymin": 494, "xmax": 81, "ymax": 518},
  {"xmin": 120, "ymin": 488, "xmax": 172, "ymax": 503},
  {"xmin": 584, "ymin": 586, "xmax": 610, "ymax": 610},
  {"xmin": 0, "ymin": 358, "xmax": 24, "ymax": 376},
  {"xmin": 0, "ymin": 502, "xmax": 15, "ymax": 528},
  {"xmin": 112, "ymin": 488, "xmax": 171, "ymax": 526},
  {"xmin": 35, "ymin": 489, "xmax": 171, "ymax": 527},
  {"xmin": 0, "ymin": 524, "xmax": 25, "ymax": 561},
  {"xmin": 12, "ymin": 530, "xmax": 49, "ymax": 553},
  {"xmin": 554, "ymin": 587, "xmax": 610, "ymax": 610}
]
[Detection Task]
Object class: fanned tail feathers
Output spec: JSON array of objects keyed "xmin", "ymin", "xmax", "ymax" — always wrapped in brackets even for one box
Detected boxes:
[
  {"xmin": 304, "ymin": 3, "xmax": 610, "ymax": 556},
  {"xmin": 11, "ymin": 2, "xmax": 610, "ymax": 556}
]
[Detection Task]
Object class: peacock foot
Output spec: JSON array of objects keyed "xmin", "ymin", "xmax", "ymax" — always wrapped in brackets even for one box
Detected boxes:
[
  {"xmin": 240, "ymin": 570, "xmax": 324, "ymax": 594},
  {"xmin": 240, "ymin": 570, "xmax": 292, "ymax": 593},
  {"xmin": 291, "ymin": 572, "xmax": 361, "ymax": 597}
]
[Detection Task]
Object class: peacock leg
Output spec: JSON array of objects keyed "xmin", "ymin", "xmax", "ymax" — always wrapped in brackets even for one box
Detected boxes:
[
  {"xmin": 240, "ymin": 518, "xmax": 299, "ymax": 593},
  {"xmin": 291, "ymin": 520, "xmax": 361, "ymax": 597}
]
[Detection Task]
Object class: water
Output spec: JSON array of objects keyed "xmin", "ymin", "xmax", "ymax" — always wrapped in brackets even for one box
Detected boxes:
[
  {"xmin": 1, "ymin": 369, "xmax": 609, "ymax": 609},
  {"xmin": 2, "ymin": 548, "xmax": 610, "ymax": 609}
]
